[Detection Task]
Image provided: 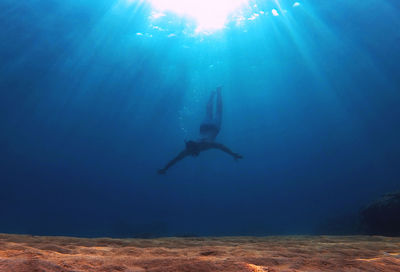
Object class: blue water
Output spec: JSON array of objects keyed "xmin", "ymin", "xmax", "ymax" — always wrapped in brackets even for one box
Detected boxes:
[{"xmin": 1, "ymin": 0, "xmax": 399, "ymax": 238}]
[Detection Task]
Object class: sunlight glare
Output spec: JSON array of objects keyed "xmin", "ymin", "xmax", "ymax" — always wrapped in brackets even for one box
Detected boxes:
[{"xmin": 145, "ymin": 0, "xmax": 249, "ymax": 32}]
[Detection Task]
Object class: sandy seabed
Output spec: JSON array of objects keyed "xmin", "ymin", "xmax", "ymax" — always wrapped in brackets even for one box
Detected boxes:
[{"xmin": 0, "ymin": 234, "xmax": 400, "ymax": 272}]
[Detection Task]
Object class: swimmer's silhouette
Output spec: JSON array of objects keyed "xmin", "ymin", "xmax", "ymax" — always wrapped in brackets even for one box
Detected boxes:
[{"xmin": 158, "ymin": 87, "xmax": 243, "ymax": 175}]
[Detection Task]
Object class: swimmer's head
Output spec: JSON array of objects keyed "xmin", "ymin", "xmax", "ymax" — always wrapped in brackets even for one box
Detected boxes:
[{"xmin": 185, "ymin": 140, "xmax": 200, "ymax": 156}]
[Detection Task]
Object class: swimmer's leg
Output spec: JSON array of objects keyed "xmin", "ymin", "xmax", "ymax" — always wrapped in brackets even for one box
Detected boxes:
[
  {"xmin": 215, "ymin": 86, "xmax": 223, "ymax": 130},
  {"xmin": 206, "ymin": 90, "xmax": 216, "ymax": 120}
]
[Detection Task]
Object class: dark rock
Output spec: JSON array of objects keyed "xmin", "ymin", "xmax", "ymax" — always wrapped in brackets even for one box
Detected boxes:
[
  {"xmin": 360, "ymin": 191, "xmax": 400, "ymax": 236},
  {"xmin": 200, "ymin": 250, "xmax": 219, "ymax": 256}
]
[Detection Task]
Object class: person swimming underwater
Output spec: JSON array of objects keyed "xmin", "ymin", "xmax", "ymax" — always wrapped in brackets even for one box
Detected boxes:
[{"xmin": 158, "ymin": 86, "xmax": 243, "ymax": 175}]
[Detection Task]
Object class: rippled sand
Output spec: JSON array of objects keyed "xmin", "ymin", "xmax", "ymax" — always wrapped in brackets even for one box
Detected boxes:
[{"xmin": 0, "ymin": 234, "xmax": 399, "ymax": 271}]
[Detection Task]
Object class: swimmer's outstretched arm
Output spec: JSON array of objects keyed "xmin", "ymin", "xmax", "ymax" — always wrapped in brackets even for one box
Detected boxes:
[
  {"xmin": 158, "ymin": 150, "xmax": 190, "ymax": 174},
  {"xmin": 210, "ymin": 143, "xmax": 243, "ymax": 160}
]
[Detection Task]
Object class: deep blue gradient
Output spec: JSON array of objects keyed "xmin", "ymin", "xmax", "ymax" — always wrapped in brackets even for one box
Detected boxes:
[{"xmin": 1, "ymin": 0, "xmax": 399, "ymax": 237}]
